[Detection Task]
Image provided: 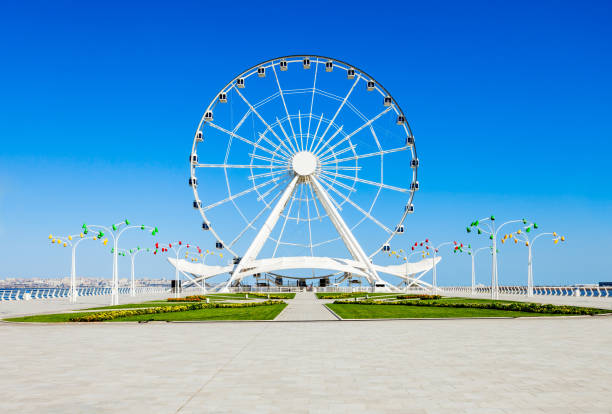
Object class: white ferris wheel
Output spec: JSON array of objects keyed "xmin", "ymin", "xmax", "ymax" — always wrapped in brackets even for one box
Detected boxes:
[{"xmin": 188, "ymin": 55, "xmax": 419, "ymax": 290}]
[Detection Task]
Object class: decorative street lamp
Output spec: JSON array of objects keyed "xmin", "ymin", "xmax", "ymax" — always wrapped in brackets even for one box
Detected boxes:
[
  {"xmin": 396, "ymin": 249, "xmax": 430, "ymax": 290},
  {"xmin": 113, "ymin": 246, "xmax": 154, "ymax": 297},
  {"xmin": 467, "ymin": 216, "xmax": 535, "ymax": 299},
  {"xmin": 503, "ymin": 227, "xmax": 565, "ymax": 296},
  {"xmin": 155, "ymin": 241, "xmax": 213, "ymax": 297},
  {"xmin": 453, "ymin": 243, "xmax": 493, "ymax": 294},
  {"xmin": 48, "ymin": 232, "xmax": 103, "ymax": 303},
  {"xmin": 84, "ymin": 220, "xmax": 158, "ymax": 305}
]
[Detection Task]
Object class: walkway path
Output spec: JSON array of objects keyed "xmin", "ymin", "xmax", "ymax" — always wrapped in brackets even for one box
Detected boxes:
[{"xmin": 274, "ymin": 291, "xmax": 338, "ymax": 321}]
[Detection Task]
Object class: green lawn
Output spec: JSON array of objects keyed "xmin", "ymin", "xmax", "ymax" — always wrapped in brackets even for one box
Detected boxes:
[
  {"xmin": 326, "ymin": 303, "xmax": 561, "ymax": 319},
  {"xmin": 5, "ymin": 303, "xmax": 287, "ymax": 323}
]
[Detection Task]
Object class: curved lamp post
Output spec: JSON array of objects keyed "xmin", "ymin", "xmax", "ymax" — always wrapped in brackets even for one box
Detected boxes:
[
  {"xmin": 503, "ymin": 228, "xmax": 565, "ymax": 296},
  {"xmin": 84, "ymin": 220, "xmax": 158, "ymax": 305},
  {"xmin": 467, "ymin": 216, "xmax": 535, "ymax": 299},
  {"xmin": 113, "ymin": 246, "xmax": 154, "ymax": 297},
  {"xmin": 453, "ymin": 243, "xmax": 492, "ymax": 294},
  {"xmin": 48, "ymin": 232, "xmax": 103, "ymax": 303},
  {"xmin": 155, "ymin": 241, "xmax": 211, "ymax": 297}
]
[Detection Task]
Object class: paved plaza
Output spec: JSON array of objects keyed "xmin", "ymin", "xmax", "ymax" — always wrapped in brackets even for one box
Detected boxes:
[{"xmin": 2, "ymin": 293, "xmax": 612, "ymax": 413}]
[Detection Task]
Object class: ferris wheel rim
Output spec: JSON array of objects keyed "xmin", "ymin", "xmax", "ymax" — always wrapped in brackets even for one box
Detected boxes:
[{"xmin": 190, "ymin": 55, "xmax": 418, "ymax": 260}]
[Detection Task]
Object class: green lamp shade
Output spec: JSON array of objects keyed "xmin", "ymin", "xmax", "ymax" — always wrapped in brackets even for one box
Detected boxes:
[
  {"xmin": 533, "ymin": 223, "xmax": 538, "ymax": 229},
  {"xmin": 490, "ymin": 215, "xmax": 495, "ymax": 221},
  {"xmin": 125, "ymin": 219, "xmax": 130, "ymax": 225},
  {"xmin": 489, "ymin": 235, "xmax": 493, "ymax": 240},
  {"xmin": 466, "ymin": 227, "xmax": 471, "ymax": 233},
  {"xmin": 478, "ymin": 229, "xmax": 482, "ymax": 235}
]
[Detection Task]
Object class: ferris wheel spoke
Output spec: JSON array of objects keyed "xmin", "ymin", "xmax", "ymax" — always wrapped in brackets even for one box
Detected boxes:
[
  {"xmin": 257, "ymin": 132, "xmax": 292, "ymax": 159},
  {"xmin": 318, "ymin": 175, "xmax": 393, "ymax": 234},
  {"xmin": 320, "ymin": 165, "xmax": 361, "ymax": 171},
  {"xmin": 208, "ymin": 122, "xmax": 286, "ymax": 160},
  {"xmin": 203, "ymin": 177, "xmax": 279, "ymax": 211},
  {"xmin": 271, "ymin": 64, "xmax": 298, "ymax": 148},
  {"xmin": 229, "ymin": 190, "xmax": 283, "ymax": 248},
  {"xmin": 318, "ymin": 172, "xmax": 356, "ymax": 193},
  {"xmin": 306, "ymin": 60, "xmax": 319, "ymax": 149},
  {"xmin": 320, "ymin": 170, "xmax": 409, "ymax": 193},
  {"xmin": 315, "ymin": 107, "xmax": 393, "ymax": 158},
  {"xmin": 312, "ymin": 75, "xmax": 361, "ymax": 154},
  {"xmin": 320, "ymin": 146, "xmax": 409, "ymax": 166},
  {"xmin": 232, "ymin": 85, "xmax": 291, "ymax": 155},
  {"xmin": 256, "ymin": 184, "xmax": 281, "ymax": 203},
  {"xmin": 308, "ymin": 113, "xmax": 324, "ymax": 152},
  {"xmin": 319, "ymin": 144, "xmax": 356, "ymax": 163},
  {"xmin": 307, "ymin": 181, "xmax": 323, "ymax": 221},
  {"xmin": 312, "ymin": 125, "xmax": 344, "ymax": 157},
  {"xmin": 249, "ymin": 169, "xmax": 290, "ymax": 180},
  {"xmin": 249, "ymin": 153, "xmax": 288, "ymax": 164},
  {"xmin": 196, "ymin": 163, "xmax": 287, "ymax": 169},
  {"xmin": 295, "ymin": 184, "xmax": 304, "ymax": 223},
  {"xmin": 298, "ymin": 110, "xmax": 304, "ymax": 150},
  {"xmin": 275, "ymin": 116, "xmax": 300, "ymax": 154}
]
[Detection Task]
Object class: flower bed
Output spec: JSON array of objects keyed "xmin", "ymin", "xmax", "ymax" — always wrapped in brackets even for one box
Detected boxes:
[
  {"xmin": 332, "ymin": 299, "xmax": 606, "ymax": 316},
  {"xmin": 316, "ymin": 292, "xmax": 367, "ymax": 299},
  {"xmin": 395, "ymin": 294, "xmax": 442, "ymax": 300},
  {"xmin": 70, "ymin": 300, "xmax": 285, "ymax": 322},
  {"xmin": 167, "ymin": 295, "xmax": 207, "ymax": 302}
]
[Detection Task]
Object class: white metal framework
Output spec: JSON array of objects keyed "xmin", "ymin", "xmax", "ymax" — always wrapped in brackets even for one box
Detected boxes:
[{"xmin": 186, "ymin": 55, "xmax": 421, "ymax": 291}]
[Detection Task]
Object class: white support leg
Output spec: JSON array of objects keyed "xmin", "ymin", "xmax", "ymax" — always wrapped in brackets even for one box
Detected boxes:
[
  {"xmin": 309, "ymin": 176, "xmax": 388, "ymax": 289},
  {"xmin": 221, "ymin": 176, "xmax": 299, "ymax": 291}
]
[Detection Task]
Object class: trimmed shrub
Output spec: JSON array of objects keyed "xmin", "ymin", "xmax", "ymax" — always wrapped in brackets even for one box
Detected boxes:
[
  {"xmin": 248, "ymin": 293, "xmax": 295, "ymax": 299},
  {"xmin": 331, "ymin": 299, "xmax": 606, "ymax": 316},
  {"xmin": 166, "ymin": 295, "xmax": 208, "ymax": 302},
  {"xmin": 70, "ymin": 300, "xmax": 285, "ymax": 322}
]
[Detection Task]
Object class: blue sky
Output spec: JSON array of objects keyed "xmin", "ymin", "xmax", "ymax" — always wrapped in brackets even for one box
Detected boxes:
[{"xmin": 0, "ymin": 0, "xmax": 610, "ymax": 286}]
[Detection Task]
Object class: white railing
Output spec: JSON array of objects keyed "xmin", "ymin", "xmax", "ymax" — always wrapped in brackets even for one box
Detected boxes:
[
  {"xmin": 438, "ymin": 286, "xmax": 612, "ymax": 298},
  {"xmin": 0, "ymin": 287, "xmax": 170, "ymax": 301}
]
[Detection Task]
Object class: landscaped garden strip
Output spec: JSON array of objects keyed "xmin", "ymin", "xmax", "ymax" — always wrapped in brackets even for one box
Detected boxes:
[
  {"xmin": 332, "ymin": 299, "xmax": 608, "ymax": 315},
  {"xmin": 70, "ymin": 300, "xmax": 286, "ymax": 322}
]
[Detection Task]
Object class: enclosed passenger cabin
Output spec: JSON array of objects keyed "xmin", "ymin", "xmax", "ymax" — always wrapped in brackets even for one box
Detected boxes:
[
  {"xmin": 193, "ymin": 200, "xmax": 201, "ymax": 209},
  {"xmin": 201, "ymin": 221, "xmax": 210, "ymax": 230},
  {"xmin": 395, "ymin": 225, "xmax": 405, "ymax": 234},
  {"xmin": 188, "ymin": 177, "xmax": 198, "ymax": 188},
  {"xmin": 279, "ymin": 59, "xmax": 288, "ymax": 71},
  {"xmin": 347, "ymin": 68, "xmax": 355, "ymax": 79},
  {"xmin": 236, "ymin": 78, "xmax": 245, "ymax": 88},
  {"xmin": 405, "ymin": 135, "xmax": 414, "ymax": 146},
  {"xmin": 303, "ymin": 57, "xmax": 311, "ymax": 69},
  {"xmin": 383, "ymin": 96, "xmax": 392, "ymax": 107},
  {"xmin": 410, "ymin": 158, "xmax": 419, "ymax": 169},
  {"xmin": 190, "ymin": 153, "xmax": 198, "ymax": 163},
  {"xmin": 196, "ymin": 131, "xmax": 203, "ymax": 142},
  {"xmin": 215, "ymin": 241, "xmax": 223, "ymax": 250},
  {"xmin": 405, "ymin": 204, "xmax": 415, "ymax": 213},
  {"xmin": 218, "ymin": 92, "xmax": 227, "ymax": 103},
  {"xmin": 396, "ymin": 115, "xmax": 405, "ymax": 125},
  {"xmin": 411, "ymin": 181, "xmax": 419, "ymax": 191},
  {"xmin": 366, "ymin": 80, "xmax": 375, "ymax": 91},
  {"xmin": 232, "ymin": 256, "xmax": 241, "ymax": 265},
  {"xmin": 204, "ymin": 111, "xmax": 213, "ymax": 122},
  {"xmin": 325, "ymin": 60, "xmax": 333, "ymax": 72},
  {"xmin": 382, "ymin": 244, "xmax": 391, "ymax": 252},
  {"xmin": 257, "ymin": 66, "xmax": 266, "ymax": 77}
]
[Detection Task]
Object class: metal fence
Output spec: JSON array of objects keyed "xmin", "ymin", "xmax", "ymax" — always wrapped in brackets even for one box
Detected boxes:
[
  {"xmin": 0, "ymin": 287, "xmax": 169, "ymax": 301},
  {"xmin": 438, "ymin": 286, "xmax": 612, "ymax": 298}
]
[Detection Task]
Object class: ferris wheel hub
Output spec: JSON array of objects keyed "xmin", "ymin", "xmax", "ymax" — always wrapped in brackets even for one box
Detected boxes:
[{"xmin": 291, "ymin": 151, "xmax": 318, "ymax": 176}]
